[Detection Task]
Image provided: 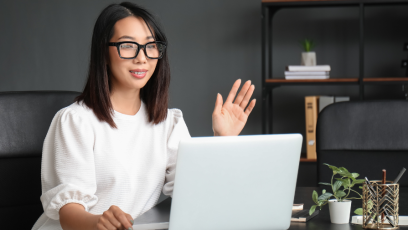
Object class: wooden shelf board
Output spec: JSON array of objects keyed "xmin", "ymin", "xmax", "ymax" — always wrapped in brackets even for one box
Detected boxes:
[
  {"xmin": 262, "ymin": 0, "xmax": 341, "ymax": 2},
  {"xmin": 265, "ymin": 78, "xmax": 358, "ymax": 83},
  {"xmin": 363, "ymin": 77, "xmax": 408, "ymax": 82},
  {"xmin": 262, "ymin": 0, "xmax": 408, "ymax": 4},
  {"xmin": 265, "ymin": 78, "xmax": 408, "ymax": 84},
  {"xmin": 300, "ymin": 157, "xmax": 317, "ymax": 162}
]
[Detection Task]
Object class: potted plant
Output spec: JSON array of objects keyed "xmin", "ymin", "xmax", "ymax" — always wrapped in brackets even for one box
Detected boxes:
[
  {"xmin": 301, "ymin": 39, "xmax": 316, "ymax": 66},
  {"xmin": 309, "ymin": 163, "xmax": 365, "ymax": 224}
]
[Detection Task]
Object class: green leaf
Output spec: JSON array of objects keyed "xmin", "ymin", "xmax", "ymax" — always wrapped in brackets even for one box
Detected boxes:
[
  {"xmin": 353, "ymin": 179, "xmax": 365, "ymax": 184},
  {"xmin": 352, "ymin": 173, "xmax": 359, "ymax": 179},
  {"xmin": 319, "ymin": 182, "xmax": 332, "ymax": 186},
  {"xmin": 344, "ymin": 179, "xmax": 351, "ymax": 188},
  {"xmin": 337, "ymin": 167, "xmax": 352, "ymax": 177},
  {"xmin": 312, "ymin": 190, "xmax": 318, "ymax": 204},
  {"xmin": 349, "ymin": 178, "xmax": 364, "ymax": 188},
  {"xmin": 336, "ymin": 178, "xmax": 350, "ymax": 189},
  {"xmin": 301, "ymin": 39, "xmax": 316, "ymax": 52},
  {"xmin": 309, "ymin": 205, "xmax": 317, "ymax": 216},
  {"xmin": 324, "ymin": 163, "xmax": 339, "ymax": 175},
  {"xmin": 359, "ymin": 186, "xmax": 363, "ymax": 189},
  {"xmin": 338, "ymin": 167, "xmax": 350, "ymax": 174},
  {"xmin": 318, "ymin": 192, "xmax": 333, "ymax": 201},
  {"xmin": 333, "ymin": 181, "xmax": 342, "ymax": 192},
  {"xmin": 336, "ymin": 190, "xmax": 347, "ymax": 198},
  {"xmin": 367, "ymin": 200, "xmax": 374, "ymax": 210},
  {"xmin": 354, "ymin": 208, "xmax": 363, "ymax": 215},
  {"xmin": 322, "ymin": 189, "xmax": 326, "ymax": 194}
]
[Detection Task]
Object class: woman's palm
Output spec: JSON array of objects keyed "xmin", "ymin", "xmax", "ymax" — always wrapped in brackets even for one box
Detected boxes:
[{"xmin": 212, "ymin": 79, "xmax": 256, "ymax": 136}]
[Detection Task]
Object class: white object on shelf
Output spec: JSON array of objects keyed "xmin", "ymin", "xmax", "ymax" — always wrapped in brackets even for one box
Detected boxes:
[
  {"xmin": 301, "ymin": 52, "xmax": 316, "ymax": 66},
  {"xmin": 286, "ymin": 65, "xmax": 331, "ymax": 72},
  {"xmin": 285, "ymin": 75, "xmax": 329, "ymax": 80},
  {"xmin": 285, "ymin": 71, "xmax": 329, "ymax": 76},
  {"xmin": 318, "ymin": 96, "xmax": 350, "ymax": 113},
  {"xmin": 319, "ymin": 96, "xmax": 334, "ymax": 113},
  {"xmin": 335, "ymin": 96, "xmax": 350, "ymax": 103}
]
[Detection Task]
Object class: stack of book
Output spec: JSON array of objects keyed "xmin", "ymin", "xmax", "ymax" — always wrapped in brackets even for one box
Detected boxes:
[{"xmin": 285, "ymin": 65, "xmax": 331, "ymax": 80}]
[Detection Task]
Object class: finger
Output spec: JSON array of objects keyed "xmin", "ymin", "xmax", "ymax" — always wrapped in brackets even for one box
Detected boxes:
[
  {"xmin": 103, "ymin": 211, "xmax": 122, "ymax": 229},
  {"xmin": 225, "ymin": 79, "xmax": 241, "ymax": 104},
  {"xmin": 96, "ymin": 222, "xmax": 109, "ymax": 230},
  {"xmin": 113, "ymin": 209, "xmax": 133, "ymax": 230},
  {"xmin": 100, "ymin": 216, "xmax": 118, "ymax": 230},
  {"xmin": 239, "ymin": 84, "xmax": 255, "ymax": 109},
  {"xmin": 244, "ymin": 99, "xmax": 256, "ymax": 116},
  {"xmin": 213, "ymin": 93, "xmax": 223, "ymax": 115},
  {"xmin": 126, "ymin": 213, "xmax": 134, "ymax": 227},
  {"xmin": 234, "ymin": 80, "xmax": 251, "ymax": 105}
]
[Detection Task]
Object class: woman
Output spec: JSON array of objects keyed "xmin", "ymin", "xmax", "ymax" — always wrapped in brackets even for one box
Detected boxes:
[{"xmin": 32, "ymin": 2, "xmax": 255, "ymax": 230}]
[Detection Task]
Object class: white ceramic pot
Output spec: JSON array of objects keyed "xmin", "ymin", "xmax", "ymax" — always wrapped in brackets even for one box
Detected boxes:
[
  {"xmin": 328, "ymin": 199, "xmax": 352, "ymax": 224},
  {"xmin": 301, "ymin": 52, "xmax": 316, "ymax": 66}
]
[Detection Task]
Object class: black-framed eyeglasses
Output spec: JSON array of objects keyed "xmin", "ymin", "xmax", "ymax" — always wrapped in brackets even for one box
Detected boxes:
[{"xmin": 108, "ymin": 41, "xmax": 166, "ymax": 59}]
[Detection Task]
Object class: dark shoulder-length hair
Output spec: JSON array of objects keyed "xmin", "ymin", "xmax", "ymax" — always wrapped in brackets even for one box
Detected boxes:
[{"xmin": 75, "ymin": 2, "xmax": 170, "ymax": 128}]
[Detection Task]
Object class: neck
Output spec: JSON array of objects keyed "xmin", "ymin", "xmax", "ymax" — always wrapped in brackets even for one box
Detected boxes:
[{"xmin": 110, "ymin": 85, "xmax": 141, "ymax": 116}]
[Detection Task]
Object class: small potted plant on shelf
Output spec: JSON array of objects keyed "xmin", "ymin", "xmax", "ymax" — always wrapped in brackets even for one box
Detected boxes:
[
  {"xmin": 301, "ymin": 38, "xmax": 316, "ymax": 66},
  {"xmin": 309, "ymin": 163, "xmax": 365, "ymax": 224}
]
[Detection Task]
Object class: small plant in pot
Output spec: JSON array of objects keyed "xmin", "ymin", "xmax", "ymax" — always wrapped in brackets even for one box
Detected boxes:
[
  {"xmin": 310, "ymin": 163, "xmax": 365, "ymax": 224},
  {"xmin": 300, "ymin": 38, "xmax": 316, "ymax": 66}
]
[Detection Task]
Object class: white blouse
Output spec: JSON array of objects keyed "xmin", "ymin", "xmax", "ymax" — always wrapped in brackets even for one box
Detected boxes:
[{"xmin": 32, "ymin": 101, "xmax": 191, "ymax": 230}]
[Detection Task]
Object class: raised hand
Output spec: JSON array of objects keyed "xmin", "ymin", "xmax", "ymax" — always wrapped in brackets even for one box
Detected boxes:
[{"xmin": 212, "ymin": 79, "xmax": 256, "ymax": 136}]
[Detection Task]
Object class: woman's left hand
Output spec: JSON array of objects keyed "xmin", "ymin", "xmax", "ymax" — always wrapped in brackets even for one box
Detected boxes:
[{"xmin": 212, "ymin": 79, "xmax": 256, "ymax": 136}]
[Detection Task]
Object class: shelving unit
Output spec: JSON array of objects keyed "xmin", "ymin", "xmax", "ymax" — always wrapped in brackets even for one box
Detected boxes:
[{"xmin": 261, "ymin": 0, "xmax": 408, "ymax": 162}]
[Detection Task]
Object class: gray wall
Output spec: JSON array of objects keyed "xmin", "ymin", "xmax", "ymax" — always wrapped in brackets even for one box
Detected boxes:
[
  {"xmin": 1, "ymin": 1, "xmax": 407, "ymax": 150},
  {"xmin": 0, "ymin": 0, "xmax": 262, "ymax": 137}
]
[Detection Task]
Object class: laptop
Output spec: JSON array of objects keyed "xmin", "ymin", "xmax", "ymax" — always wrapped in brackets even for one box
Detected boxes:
[{"xmin": 133, "ymin": 134, "xmax": 302, "ymax": 230}]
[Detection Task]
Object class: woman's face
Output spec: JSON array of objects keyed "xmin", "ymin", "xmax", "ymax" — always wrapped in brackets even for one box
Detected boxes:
[{"xmin": 108, "ymin": 16, "xmax": 158, "ymax": 91}]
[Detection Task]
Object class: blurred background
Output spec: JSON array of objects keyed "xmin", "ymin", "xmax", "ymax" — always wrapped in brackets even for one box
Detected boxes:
[{"xmin": 1, "ymin": 0, "xmax": 407, "ymax": 147}]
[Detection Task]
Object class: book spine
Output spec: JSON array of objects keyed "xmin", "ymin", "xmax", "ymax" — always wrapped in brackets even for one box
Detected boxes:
[
  {"xmin": 287, "ymin": 65, "xmax": 331, "ymax": 72},
  {"xmin": 285, "ymin": 76, "xmax": 329, "ymax": 79},
  {"xmin": 284, "ymin": 71, "xmax": 329, "ymax": 76},
  {"xmin": 305, "ymin": 96, "xmax": 319, "ymax": 160}
]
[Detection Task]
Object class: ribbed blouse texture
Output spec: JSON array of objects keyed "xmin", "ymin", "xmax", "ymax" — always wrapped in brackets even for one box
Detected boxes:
[{"xmin": 32, "ymin": 101, "xmax": 190, "ymax": 230}]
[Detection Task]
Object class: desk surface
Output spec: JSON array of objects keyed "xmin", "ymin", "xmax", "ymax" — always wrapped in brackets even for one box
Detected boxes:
[{"xmin": 135, "ymin": 187, "xmax": 408, "ymax": 230}]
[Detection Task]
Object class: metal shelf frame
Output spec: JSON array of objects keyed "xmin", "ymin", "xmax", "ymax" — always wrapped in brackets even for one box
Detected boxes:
[{"xmin": 261, "ymin": 0, "xmax": 408, "ymax": 134}]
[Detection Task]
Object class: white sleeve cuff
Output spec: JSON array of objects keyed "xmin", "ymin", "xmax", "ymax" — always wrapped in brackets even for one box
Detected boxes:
[{"xmin": 41, "ymin": 183, "xmax": 98, "ymax": 220}]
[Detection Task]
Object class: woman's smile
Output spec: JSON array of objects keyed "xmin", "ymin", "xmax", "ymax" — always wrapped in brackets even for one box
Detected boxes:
[{"xmin": 130, "ymin": 69, "xmax": 147, "ymax": 79}]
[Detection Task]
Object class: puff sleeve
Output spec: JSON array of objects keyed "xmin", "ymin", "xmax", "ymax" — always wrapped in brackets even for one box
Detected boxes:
[
  {"xmin": 162, "ymin": 109, "xmax": 191, "ymax": 197},
  {"xmin": 40, "ymin": 107, "xmax": 98, "ymax": 220}
]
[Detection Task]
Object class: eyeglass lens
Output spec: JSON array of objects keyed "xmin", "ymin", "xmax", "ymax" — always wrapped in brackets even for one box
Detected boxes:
[{"xmin": 119, "ymin": 42, "xmax": 164, "ymax": 58}]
